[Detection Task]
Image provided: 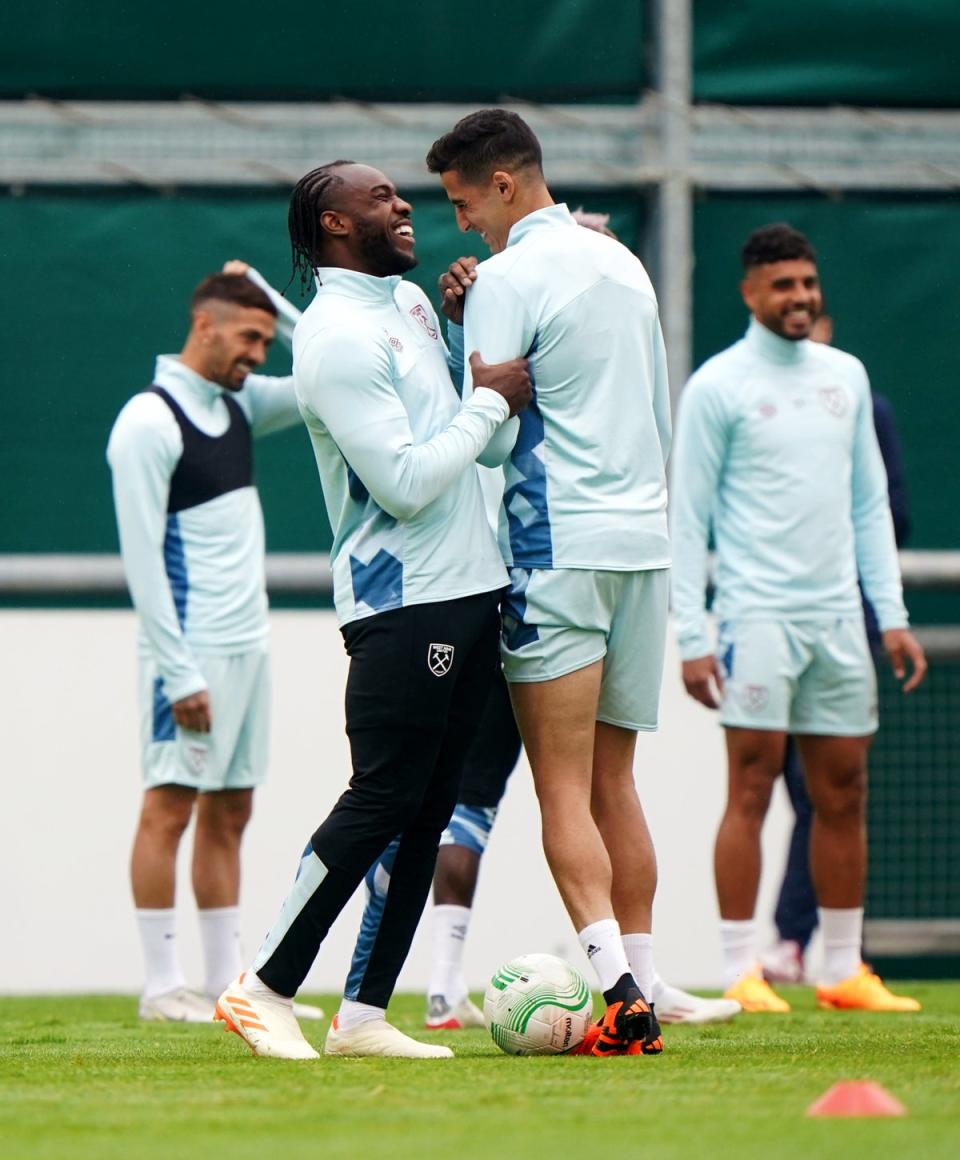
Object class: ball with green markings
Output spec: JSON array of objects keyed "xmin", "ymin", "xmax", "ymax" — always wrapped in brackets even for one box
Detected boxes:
[{"xmin": 484, "ymin": 953, "xmax": 593, "ymax": 1055}]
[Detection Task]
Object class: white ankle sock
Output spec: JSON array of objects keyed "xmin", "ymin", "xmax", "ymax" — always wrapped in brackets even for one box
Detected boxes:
[
  {"xmin": 337, "ymin": 998, "xmax": 386, "ymax": 1031},
  {"xmin": 136, "ymin": 908, "xmax": 186, "ymax": 999},
  {"xmin": 578, "ymin": 918, "xmax": 630, "ymax": 993},
  {"xmin": 621, "ymin": 932, "xmax": 655, "ymax": 998},
  {"xmin": 719, "ymin": 919, "xmax": 757, "ymax": 988},
  {"xmin": 199, "ymin": 906, "xmax": 243, "ymax": 999},
  {"xmin": 427, "ymin": 904, "xmax": 471, "ymax": 1005},
  {"xmin": 240, "ymin": 970, "xmax": 289, "ymax": 1002},
  {"xmin": 819, "ymin": 907, "xmax": 863, "ymax": 984}
]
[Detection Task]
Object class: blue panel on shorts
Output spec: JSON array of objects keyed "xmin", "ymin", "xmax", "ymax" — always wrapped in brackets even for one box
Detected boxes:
[
  {"xmin": 440, "ymin": 804, "xmax": 498, "ymax": 856},
  {"xmin": 350, "ymin": 548, "xmax": 404, "ymax": 613},
  {"xmin": 152, "ymin": 676, "xmax": 176, "ymax": 742},
  {"xmin": 501, "ymin": 567, "xmax": 540, "ymax": 650}
]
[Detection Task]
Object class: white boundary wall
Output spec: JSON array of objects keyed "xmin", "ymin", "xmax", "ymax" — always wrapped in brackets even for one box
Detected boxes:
[{"xmin": 0, "ymin": 610, "xmax": 797, "ymax": 995}]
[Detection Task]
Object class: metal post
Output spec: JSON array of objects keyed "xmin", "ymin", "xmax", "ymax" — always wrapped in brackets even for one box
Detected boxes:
[{"xmin": 653, "ymin": 0, "xmax": 693, "ymax": 405}]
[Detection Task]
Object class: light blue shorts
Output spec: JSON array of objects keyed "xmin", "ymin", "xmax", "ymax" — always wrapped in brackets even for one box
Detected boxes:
[
  {"xmin": 716, "ymin": 617, "xmax": 877, "ymax": 736},
  {"xmin": 500, "ymin": 567, "xmax": 669, "ymax": 731},
  {"xmin": 138, "ymin": 645, "xmax": 271, "ymax": 791}
]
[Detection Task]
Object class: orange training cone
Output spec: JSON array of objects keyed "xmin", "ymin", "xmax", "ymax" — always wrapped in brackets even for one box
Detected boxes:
[{"xmin": 807, "ymin": 1081, "xmax": 907, "ymax": 1118}]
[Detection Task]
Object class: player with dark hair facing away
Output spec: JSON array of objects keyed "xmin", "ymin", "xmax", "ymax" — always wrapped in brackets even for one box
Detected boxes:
[
  {"xmin": 423, "ymin": 109, "xmax": 674, "ymax": 1056},
  {"xmin": 671, "ymin": 223, "xmax": 925, "ymax": 1013},
  {"xmin": 107, "ymin": 263, "xmax": 322, "ymax": 1024},
  {"xmin": 214, "ymin": 161, "xmax": 532, "ymax": 1060}
]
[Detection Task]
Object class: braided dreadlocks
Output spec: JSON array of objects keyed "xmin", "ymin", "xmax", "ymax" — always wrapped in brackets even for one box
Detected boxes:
[{"xmin": 287, "ymin": 160, "xmax": 355, "ymax": 293}]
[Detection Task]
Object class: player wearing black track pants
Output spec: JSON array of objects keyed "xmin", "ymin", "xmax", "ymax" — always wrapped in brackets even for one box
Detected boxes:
[{"xmin": 212, "ymin": 159, "xmax": 531, "ymax": 1060}]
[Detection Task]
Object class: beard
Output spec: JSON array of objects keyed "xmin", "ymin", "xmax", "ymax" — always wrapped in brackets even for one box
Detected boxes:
[{"xmin": 354, "ymin": 216, "xmax": 418, "ymax": 277}]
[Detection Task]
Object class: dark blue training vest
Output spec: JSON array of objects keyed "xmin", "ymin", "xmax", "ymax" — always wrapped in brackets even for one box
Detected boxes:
[{"xmin": 149, "ymin": 386, "xmax": 253, "ymax": 514}]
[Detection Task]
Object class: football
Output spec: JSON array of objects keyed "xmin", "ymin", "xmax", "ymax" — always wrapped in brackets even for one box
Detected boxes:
[{"xmin": 484, "ymin": 953, "xmax": 593, "ymax": 1055}]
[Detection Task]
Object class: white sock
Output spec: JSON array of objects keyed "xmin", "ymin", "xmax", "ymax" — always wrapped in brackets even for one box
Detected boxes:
[
  {"xmin": 336, "ymin": 998, "xmax": 386, "ymax": 1031},
  {"xmin": 427, "ymin": 904, "xmax": 472, "ymax": 1005},
  {"xmin": 621, "ymin": 932, "xmax": 655, "ymax": 998},
  {"xmin": 240, "ymin": 970, "xmax": 290, "ymax": 1003},
  {"xmin": 136, "ymin": 908, "xmax": 186, "ymax": 999},
  {"xmin": 819, "ymin": 907, "xmax": 863, "ymax": 984},
  {"xmin": 719, "ymin": 919, "xmax": 757, "ymax": 988},
  {"xmin": 198, "ymin": 906, "xmax": 243, "ymax": 999},
  {"xmin": 578, "ymin": 918, "xmax": 630, "ymax": 993}
]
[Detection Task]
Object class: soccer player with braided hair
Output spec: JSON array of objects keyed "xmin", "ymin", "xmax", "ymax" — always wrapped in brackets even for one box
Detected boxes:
[{"xmin": 214, "ymin": 161, "xmax": 532, "ymax": 1060}]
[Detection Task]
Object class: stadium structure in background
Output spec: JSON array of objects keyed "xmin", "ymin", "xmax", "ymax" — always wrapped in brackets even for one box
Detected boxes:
[{"xmin": 1, "ymin": 0, "xmax": 958, "ymax": 974}]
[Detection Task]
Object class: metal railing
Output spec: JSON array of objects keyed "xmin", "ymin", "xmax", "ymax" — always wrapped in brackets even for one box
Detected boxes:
[{"xmin": 1, "ymin": 550, "xmax": 957, "ymax": 603}]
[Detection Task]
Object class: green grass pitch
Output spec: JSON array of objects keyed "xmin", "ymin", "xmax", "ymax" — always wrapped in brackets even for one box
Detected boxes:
[{"xmin": 3, "ymin": 985, "xmax": 959, "ymax": 1159}]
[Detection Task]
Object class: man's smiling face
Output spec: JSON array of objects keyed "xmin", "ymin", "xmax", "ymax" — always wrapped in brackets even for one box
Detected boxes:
[
  {"xmin": 328, "ymin": 164, "xmax": 418, "ymax": 276},
  {"xmin": 741, "ymin": 258, "xmax": 822, "ymax": 341}
]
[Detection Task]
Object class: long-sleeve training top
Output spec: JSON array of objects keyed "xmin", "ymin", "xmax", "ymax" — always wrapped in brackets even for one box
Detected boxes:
[
  {"xmin": 670, "ymin": 317, "xmax": 908, "ymax": 661},
  {"xmin": 106, "ymin": 274, "xmax": 301, "ymax": 702},
  {"xmin": 461, "ymin": 203, "xmax": 672, "ymax": 572},
  {"xmin": 293, "ymin": 267, "xmax": 510, "ymax": 626}
]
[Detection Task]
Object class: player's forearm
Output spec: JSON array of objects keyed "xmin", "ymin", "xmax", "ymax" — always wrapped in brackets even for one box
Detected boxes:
[
  {"xmin": 350, "ymin": 391, "xmax": 510, "ymax": 520},
  {"xmin": 669, "ymin": 499, "xmax": 714, "ymax": 658},
  {"xmin": 853, "ymin": 414, "xmax": 909, "ymax": 629},
  {"xmin": 119, "ymin": 548, "xmax": 207, "ymax": 700},
  {"xmin": 477, "ymin": 415, "xmax": 519, "ymax": 467},
  {"xmin": 854, "ymin": 505, "xmax": 909, "ymax": 630},
  {"xmin": 243, "ymin": 374, "xmax": 302, "ymax": 437},
  {"xmin": 244, "ymin": 266, "xmax": 301, "ymax": 350},
  {"xmin": 652, "ymin": 322, "xmax": 673, "ymax": 463},
  {"xmin": 671, "ymin": 563, "xmax": 713, "ymax": 660},
  {"xmin": 111, "ymin": 478, "xmax": 204, "ymax": 698}
]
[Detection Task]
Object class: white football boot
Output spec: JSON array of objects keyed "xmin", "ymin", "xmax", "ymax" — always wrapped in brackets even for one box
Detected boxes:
[
  {"xmin": 652, "ymin": 979, "xmax": 742, "ymax": 1025},
  {"xmin": 758, "ymin": 938, "xmax": 806, "ymax": 984},
  {"xmin": 214, "ymin": 973, "xmax": 319, "ymax": 1059},
  {"xmin": 325, "ymin": 1015, "xmax": 454, "ymax": 1058},
  {"xmin": 424, "ymin": 994, "xmax": 486, "ymax": 1030},
  {"xmin": 139, "ymin": 988, "xmax": 215, "ymax": 1023}
]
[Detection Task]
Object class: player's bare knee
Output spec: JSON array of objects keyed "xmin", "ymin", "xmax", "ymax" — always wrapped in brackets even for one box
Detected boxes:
[
  {"xmin": 815, "ymin": 767, "xmax": 867, "ymax": 828},
  {"xmin": 437, "ymin": 843, "xmax": 482, "ymax": 900},
  {"xmin": 196, "ymin": 790, "xmax": 254, "ymax": 841},
  {"xmin": 138, "ymin": 787, "xmax": 195, "ymax": 836},
  {"xmin": 729, "ymin": 771, "xmax": 776, "ymax": 825}
]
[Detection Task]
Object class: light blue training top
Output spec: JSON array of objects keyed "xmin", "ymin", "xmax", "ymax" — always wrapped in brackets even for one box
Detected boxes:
[
  {"xmin": 293, "ymin": 267, "xmax": 511, "ymax": 625},
  {"xmin": 461, "ymin": 203, "xmax": 672, "ymax": 572},
  {"xmin": 670, "ymin": 318, "xmax": 908, "ymax": 660}
]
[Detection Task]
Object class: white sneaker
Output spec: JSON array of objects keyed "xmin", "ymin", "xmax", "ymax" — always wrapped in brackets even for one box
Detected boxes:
[
  {"xmin": 652, "ymin": 980, "xmax": 742, "ymax": 1025},
  {"xmin": 325, "ymin": 1015, "xmax": 454, "ymax": 1058},
  {"xmin": 758, "ymin": 939, "xmax": 806, "ymax": 984},
  {"xmin": 292, "ymin": 1000, "xmax": 326, "ymax": 1021},
  {"xmin": 139, "ymin": 988, "xmax": 215, "ymax": 1023},
  {"xmin": 214, "ymin": 973, "xmax": 319, "ymax": 1060},
  {"xmin": 424, "ymin": 994, "xmax": 486, "ymax": 1030}
]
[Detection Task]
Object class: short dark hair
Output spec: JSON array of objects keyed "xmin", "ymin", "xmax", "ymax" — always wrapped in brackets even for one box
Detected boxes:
[
  {"xmin": 287, "ymin": 161, "xmax": 356, "ymax": 291},
  {"xmin": 190, "ymin": 273, "xmax": 277, "ymax": 316},
  {"xmin": 741, "ymin": 223, "xmax": 816, "ymax": 271},
  {"xmin": 426, "ymin": 109, "xmax": 543, "ymax": 183}
]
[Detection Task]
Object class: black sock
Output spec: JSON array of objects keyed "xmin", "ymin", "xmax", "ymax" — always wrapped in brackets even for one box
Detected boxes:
[{"xmin": 603, "ymin": 972, "xmax": 639, "ymax": 1007}]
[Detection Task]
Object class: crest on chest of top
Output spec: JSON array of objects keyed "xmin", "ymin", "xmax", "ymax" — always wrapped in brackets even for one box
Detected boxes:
[
  {"xmin": 817, "ymin": 385, "xmax": 849, "ymax": 418},
  {"xmin": 408, "ymin": 303, "xmax": 439, "ymax": 340},
  {"xmin": 381, "ymin": 304, "xmax": 441, "ymax": 362}
]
